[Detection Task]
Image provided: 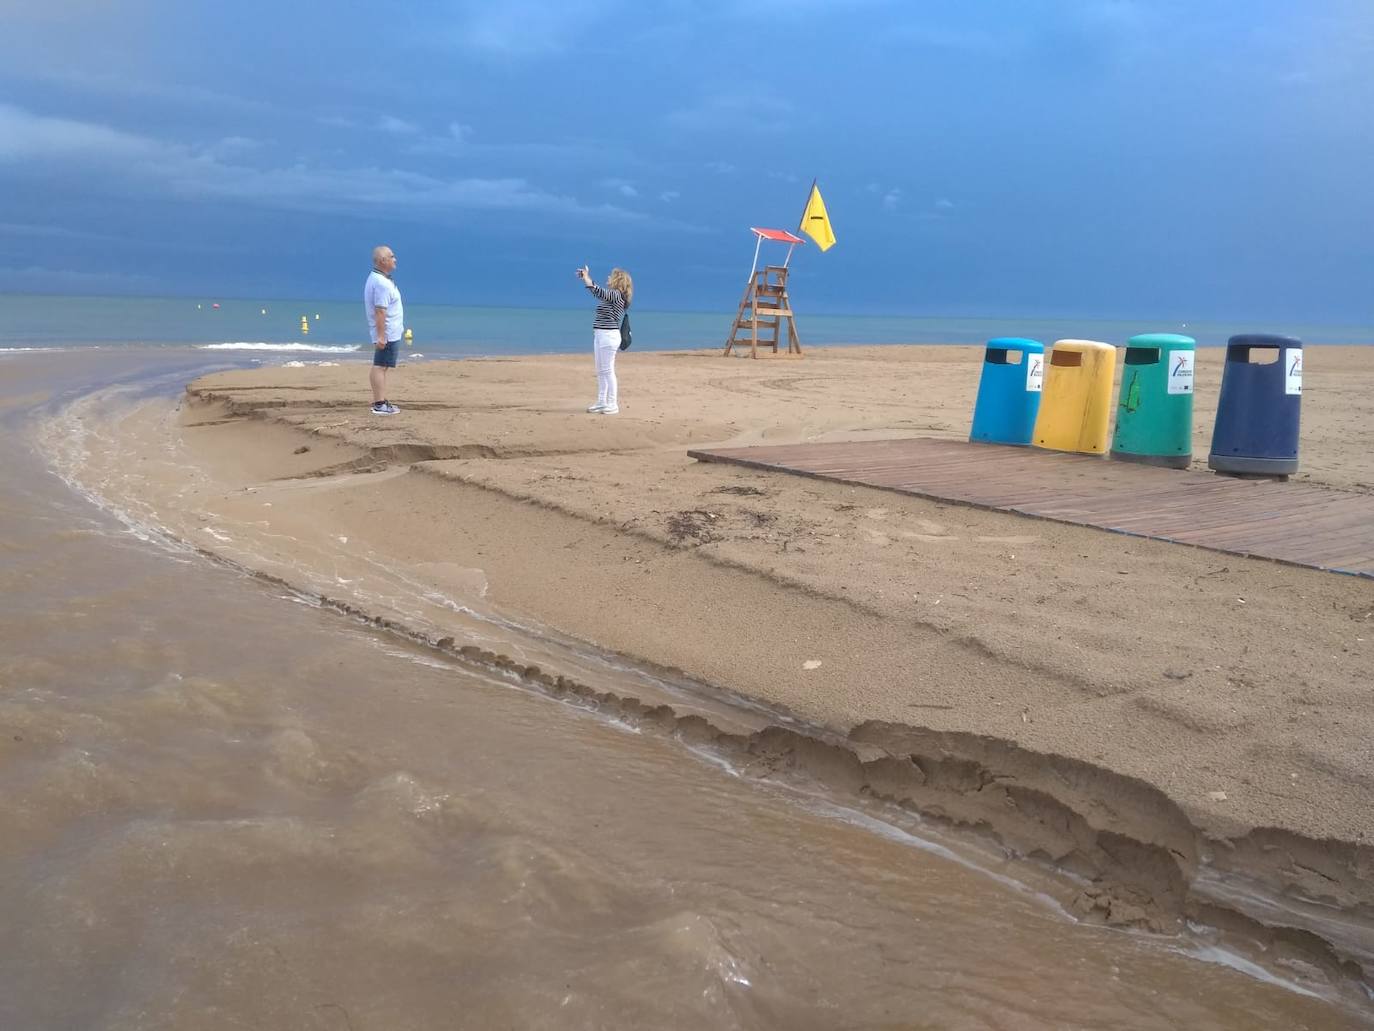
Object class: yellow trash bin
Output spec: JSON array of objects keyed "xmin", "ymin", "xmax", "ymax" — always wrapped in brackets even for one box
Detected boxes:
[{"xmin": 1032, "ymin": 339, "xmax": 1117, "ymax": 454}]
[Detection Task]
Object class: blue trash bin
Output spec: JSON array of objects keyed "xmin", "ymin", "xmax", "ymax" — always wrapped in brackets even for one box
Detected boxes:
[
  {"xmin": 969, "ymin": 338, "xmax": 1045, "ymax": 446},
  {"xmin": 1208, "ymin": 334, "xmax": 1302, "ymax": 476}
]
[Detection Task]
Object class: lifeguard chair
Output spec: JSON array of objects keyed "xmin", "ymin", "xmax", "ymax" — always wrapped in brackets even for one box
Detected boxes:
[{"xmin": 723, "ymin": 227, "xmax": 804, "ymax": 358}]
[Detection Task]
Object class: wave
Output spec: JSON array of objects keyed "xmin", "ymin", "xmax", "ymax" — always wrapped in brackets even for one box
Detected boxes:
[{"xmin": 195, "ymin": 342, "xmax": 361, "ymax": 353}]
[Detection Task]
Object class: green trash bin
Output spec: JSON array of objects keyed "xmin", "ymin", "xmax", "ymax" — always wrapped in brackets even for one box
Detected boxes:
[{"xmin": 1110, "ymin": 333, "xmax": 1195, "ymax": 469}]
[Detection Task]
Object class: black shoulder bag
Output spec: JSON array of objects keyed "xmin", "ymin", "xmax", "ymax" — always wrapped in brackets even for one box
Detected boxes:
[{"xmin": 618, "ymin": 293, "xmax": 632, "ymax": 350}]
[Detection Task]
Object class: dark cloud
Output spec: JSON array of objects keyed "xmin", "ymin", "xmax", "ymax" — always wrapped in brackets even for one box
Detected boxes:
[{"xmin": 0, "ymin": 1, "xmax": 1370, "ymax": 320}]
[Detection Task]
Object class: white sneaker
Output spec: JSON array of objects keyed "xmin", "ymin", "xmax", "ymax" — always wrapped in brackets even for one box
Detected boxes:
[
  {"xmin": 599, "ymin": 404, "xmax": 619, "ymax": 415},
  {"xmin": 586, "ymin": 401, "xmax": 607, "ymax": 413}
]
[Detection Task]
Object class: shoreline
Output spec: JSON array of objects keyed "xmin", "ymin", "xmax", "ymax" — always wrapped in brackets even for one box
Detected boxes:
[{"xmin": 58, "ymin": 344, "xmax": 1374, "ymax": 991}]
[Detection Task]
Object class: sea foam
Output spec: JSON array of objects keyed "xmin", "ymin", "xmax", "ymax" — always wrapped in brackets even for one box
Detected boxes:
[{"xmin": 196, "ymin": 342, "xmax": 361, "ymax": 353}]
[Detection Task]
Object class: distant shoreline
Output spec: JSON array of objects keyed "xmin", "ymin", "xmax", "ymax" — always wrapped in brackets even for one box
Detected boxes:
[{"xmin": 4, "ymin": 293, "xmax": 1372, "ymax": 351}]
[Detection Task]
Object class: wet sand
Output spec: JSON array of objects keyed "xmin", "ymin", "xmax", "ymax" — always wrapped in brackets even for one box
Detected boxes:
[
  {"xmin": 8, "ymin": 348, "xmax": 1372, "ymax": 1026},
  {"xmin": 79, "ymin": 345, "xmax": 1374, "ymax": 988}
]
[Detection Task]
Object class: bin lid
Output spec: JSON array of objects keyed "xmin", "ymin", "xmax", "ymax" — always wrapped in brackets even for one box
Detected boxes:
[
  {"xmin": 1128, "ymin": 333, "xmax": 1195, "ymax": 349},
  {"xmin": 1051, "ymin": 338, "xmax": 1114, "ymax": 353},
  {"xmin": 1227, "ymin": 333, "xmax": 1302, "ymax": 349},
  {"xmin": 986, "ymin": 337, "xmax": 1043, "ymax": 352}
]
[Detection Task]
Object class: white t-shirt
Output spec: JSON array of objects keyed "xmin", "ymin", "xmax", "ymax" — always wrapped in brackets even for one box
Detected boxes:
[{"xmin": 364, "ymin": 270, "xmax": 404, "ymax": 344}]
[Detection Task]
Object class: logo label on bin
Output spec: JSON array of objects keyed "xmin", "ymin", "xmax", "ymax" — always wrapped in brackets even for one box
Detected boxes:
[
  {"xmin": 1026, "ymin": 355, "xmax": 1044, "ymax": 393},
  {"xmin": 1285, "ymin": 348, "xmax": 1303, "ymax": 395},
  {"xmin": 1167, "ymin": 350, "xmax": 1194, "ymax": 395}
]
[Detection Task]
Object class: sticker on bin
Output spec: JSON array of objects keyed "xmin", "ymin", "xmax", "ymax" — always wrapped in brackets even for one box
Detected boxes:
[
  {"xmin": 1167, "ymin": 350, "xmax": 1194, "ymax": 394},
  {"xmin": 1026, "ymin": 355, "xmax": 1044, "ymax": 392},
  {"xmin": 1285, "ymin": 348, "xmax": 1303, "ymax": 395}
]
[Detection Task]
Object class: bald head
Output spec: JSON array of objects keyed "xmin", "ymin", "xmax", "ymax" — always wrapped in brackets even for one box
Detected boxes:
[{"xmin": 372, "ymin": 245, "xmax": 397, "ymax": 276}]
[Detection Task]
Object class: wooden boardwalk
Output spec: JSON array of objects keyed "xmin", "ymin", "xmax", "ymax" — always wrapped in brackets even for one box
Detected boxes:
[{"xmin": 688, "ymin": 438, "xmax": 1374, "ymax": 579}]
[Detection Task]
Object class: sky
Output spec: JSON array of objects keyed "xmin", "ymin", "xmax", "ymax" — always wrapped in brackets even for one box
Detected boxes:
[{"xmin": 1, "ymin": 1, "xmax": 1372, "ymax": 321}]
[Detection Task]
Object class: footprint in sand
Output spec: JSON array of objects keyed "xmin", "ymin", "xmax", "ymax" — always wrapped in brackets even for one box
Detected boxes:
[
  {"xmin": 865, "ymin": 508, "xmax": 889, "ymax": 520},
  {"xmin": 901, "ymin": 517, "xmax": 957, "ymax": 543}
]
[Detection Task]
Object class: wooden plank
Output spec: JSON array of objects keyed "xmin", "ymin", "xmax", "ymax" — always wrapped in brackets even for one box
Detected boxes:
[
  {"xmin": 688, "ymin": 437, "xmax": 1374, "ymax": 578},
  {"xmin": 723, "ymin": 278, "xmax": 756, "ymax": 357}
]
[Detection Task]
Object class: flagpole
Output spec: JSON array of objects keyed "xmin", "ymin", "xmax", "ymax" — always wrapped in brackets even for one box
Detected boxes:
[{"xmin": 798, "ymin": 178, "xmax": 817, "ymax": 235}]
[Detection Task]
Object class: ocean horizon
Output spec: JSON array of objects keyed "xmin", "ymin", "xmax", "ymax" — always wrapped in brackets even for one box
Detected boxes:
[{"xmin": 4, "ymin": 292, "xmax": 1371, "ymax": 356}]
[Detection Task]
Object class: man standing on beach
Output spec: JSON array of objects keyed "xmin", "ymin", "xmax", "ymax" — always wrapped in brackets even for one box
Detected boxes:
[{"xmin": 365, "ymin": 245, "xmax": 404, "ymax": 415}]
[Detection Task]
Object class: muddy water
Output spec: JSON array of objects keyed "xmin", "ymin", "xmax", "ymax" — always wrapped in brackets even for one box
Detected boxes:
[{"xmin": 0, "ymin": 350, "xmax": 1365, "ymax": 1030}]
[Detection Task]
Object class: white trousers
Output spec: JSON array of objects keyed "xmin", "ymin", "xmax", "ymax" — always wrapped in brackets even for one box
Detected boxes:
[{"xmin": 593, "ymin": 328, "xmax": 619, "ymax": 406}]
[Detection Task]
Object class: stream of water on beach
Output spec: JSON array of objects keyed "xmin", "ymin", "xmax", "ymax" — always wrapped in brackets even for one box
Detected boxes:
[{"xmin": 0, "ymin": 349, "xmax": 1366, "ymax": 1029}]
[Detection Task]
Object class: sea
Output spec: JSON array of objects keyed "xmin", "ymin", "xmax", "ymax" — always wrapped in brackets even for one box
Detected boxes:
[{"xmin": 4, "ymin": 292, "xmax": 1371, "ymax": 356}]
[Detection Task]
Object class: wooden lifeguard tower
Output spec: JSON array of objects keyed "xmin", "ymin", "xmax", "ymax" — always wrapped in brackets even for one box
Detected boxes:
[{"xmin": 723, "ymin": 227, "xmax": 804, "ymax": 358}]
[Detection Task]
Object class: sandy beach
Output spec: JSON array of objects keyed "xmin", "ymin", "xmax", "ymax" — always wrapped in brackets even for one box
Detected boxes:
[{"xmin": 87, "ymin": 343, "xmax": 1374, "ymax": 976}]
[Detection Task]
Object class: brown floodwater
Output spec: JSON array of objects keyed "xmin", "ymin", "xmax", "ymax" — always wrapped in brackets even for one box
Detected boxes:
[{"xmin": 0, "ymin": 349, "xmax": 1367, "ymax": 1030}]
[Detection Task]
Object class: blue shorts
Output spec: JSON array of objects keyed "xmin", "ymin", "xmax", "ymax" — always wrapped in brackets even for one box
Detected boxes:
[{"xmin": 373, "ymin": 340, "xmax": 400, "ymax": 368}]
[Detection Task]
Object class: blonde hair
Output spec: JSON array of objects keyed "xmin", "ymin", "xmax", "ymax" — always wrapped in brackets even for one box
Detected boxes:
[{"xmin": 608, "ymin": 268, "xmax": 633, "ymax": 307}]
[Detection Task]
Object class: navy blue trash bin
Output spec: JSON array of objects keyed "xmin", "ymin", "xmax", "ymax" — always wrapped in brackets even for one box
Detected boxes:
[
  {"xmin": 1208, "ymin": 334, "xmax": 1302, "ymax": 476},
  {"xmin": 969, "ymin": 338, "xmax": 1044, "ymax": 446}
]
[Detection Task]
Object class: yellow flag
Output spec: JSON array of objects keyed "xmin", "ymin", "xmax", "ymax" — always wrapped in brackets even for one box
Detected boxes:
[{"xmin": 798, "ymin": 182, "xmax": 836, "ymax": 252}]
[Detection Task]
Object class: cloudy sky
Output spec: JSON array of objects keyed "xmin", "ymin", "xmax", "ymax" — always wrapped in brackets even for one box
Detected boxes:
[{"xmin": 2, "ymin": 1, "xmax": 1371, "ymax": 320}]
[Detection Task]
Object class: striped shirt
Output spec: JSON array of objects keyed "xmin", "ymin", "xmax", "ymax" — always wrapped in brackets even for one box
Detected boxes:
[{"xmin": 586, "ymin": 283, "xmax": 628, "ymax": 330}]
